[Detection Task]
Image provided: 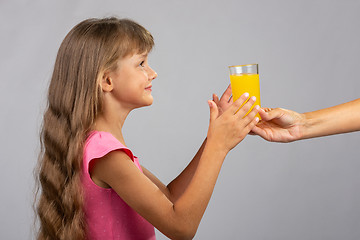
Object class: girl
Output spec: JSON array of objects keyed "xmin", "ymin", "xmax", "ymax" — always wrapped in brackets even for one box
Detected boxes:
[{"xmin": 35, "ymin": 17, "xmax": 260, "ymax": 240}]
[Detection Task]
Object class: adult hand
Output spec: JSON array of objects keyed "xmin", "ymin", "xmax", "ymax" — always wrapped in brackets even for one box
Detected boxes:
[{"xmin": 251, "ymin": 107, "xmax": 305, "ymax": 143}]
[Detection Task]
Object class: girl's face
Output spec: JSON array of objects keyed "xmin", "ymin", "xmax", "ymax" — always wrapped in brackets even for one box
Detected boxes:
[{"xmin": 106, "ymin": 52, "xmax": 157, "ymax": 110}]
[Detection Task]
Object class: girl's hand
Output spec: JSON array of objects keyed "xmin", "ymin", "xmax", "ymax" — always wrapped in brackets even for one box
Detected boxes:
[
  {"xmin": 207, "ymin": 92, "xmax": 260, "ymax": 153},
  {"xmin": 212, "ymin": 84, "xmax": 233, "ymax": 117},
  {"xmin": 251, "ymin": 107, "xmax": 305, "ymax": 143}
]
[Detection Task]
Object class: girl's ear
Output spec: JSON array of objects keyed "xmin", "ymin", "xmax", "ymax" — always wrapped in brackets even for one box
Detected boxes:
[{"xmin": 100, "ymin": 72, "xmax": 114, "ymax": 92}]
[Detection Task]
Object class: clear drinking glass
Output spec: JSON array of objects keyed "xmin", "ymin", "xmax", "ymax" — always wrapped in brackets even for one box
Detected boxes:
[{"xmin": 229, "ymin": 64, "xmax": 261, "ymax": 118}]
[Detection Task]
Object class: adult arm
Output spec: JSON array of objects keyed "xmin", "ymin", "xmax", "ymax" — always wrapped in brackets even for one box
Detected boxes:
[{"xmin": 252, "ymin": 98, "xmax": 360, "ymax": 142}]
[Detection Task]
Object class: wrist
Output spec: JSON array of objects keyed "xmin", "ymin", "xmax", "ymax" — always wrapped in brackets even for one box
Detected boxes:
[
  {"xmin": 204, "ymin": 137, "xmax": 228, "ymax": 160},
  {"xmin": 300, "ymin": 112, "xmax": 318, "ymax": 140}
]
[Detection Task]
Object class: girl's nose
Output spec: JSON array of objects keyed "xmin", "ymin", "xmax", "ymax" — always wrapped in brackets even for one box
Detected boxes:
[{"xmin": 148, "ymin": 67, "xmax": 157, "ymax": 80}]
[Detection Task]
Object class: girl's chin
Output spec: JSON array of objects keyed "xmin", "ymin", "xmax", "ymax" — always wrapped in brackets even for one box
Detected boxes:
[
  {"xmin": 147, "ymin": 96, "xmax": 154, "ymax": 105},
  {"xmin": 141, "ymin": 97, "xmax": 154, "ymax": 107},
  {"xmin": 146, "ymin": 99, "xmax": 154, "ymax": 106}
]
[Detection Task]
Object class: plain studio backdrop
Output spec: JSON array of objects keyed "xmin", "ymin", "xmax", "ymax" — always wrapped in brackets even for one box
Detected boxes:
[{"xmin": 1, "ymin": 0, "xmax": 359, "ymax": 239}]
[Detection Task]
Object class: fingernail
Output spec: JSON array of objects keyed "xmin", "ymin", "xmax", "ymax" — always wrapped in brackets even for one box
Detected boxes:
[
  {"xmin": 244, "ymin": 92, "xmax": 249, "ymax": 98},
  {"xmin": 251, "ymin": 96, "xmax": 256, "ymax": 101},
  {"xmin": 255, "ymin": 117, "xmax": 259, "ymax": 122},
  {"xmin": 255, "ymin": 105, "xmax": 260, "ymax": 110}
]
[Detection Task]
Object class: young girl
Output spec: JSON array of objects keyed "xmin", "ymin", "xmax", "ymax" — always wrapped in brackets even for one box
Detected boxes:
[{"xmin": 36, "ymin": 17, "xmax": 260, "ymax": 240}]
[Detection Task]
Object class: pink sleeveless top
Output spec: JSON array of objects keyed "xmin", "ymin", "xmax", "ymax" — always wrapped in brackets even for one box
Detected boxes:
[{"xmin": 82, "ymin": 131, "xmax": 156, "ymax": 240}]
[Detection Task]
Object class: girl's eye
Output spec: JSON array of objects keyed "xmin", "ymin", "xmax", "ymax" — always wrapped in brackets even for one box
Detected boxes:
[{"xmin": 139, "ymin": 61, "xmax": 145, "ymax": 67}]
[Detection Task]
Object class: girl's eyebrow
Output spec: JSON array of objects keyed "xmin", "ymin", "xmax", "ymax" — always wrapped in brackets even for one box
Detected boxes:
[{"xmin": 140, "ymin": 53, "xmax": 148, "ymax": 58}]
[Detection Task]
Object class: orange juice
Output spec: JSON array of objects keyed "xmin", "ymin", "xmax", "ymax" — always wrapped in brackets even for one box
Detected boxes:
[{"xmin": 230, "ymin": 73, "xmax": 261, "ymax": 118}]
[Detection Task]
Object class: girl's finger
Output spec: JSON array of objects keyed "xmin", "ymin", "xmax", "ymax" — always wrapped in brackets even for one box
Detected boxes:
[
  {"xmin": 244, "ymin": 116, "xmax": 260, "ymax": 134},
  {"xmin": 234, "ymin": 96, "xmax": 256, "ymax": 118},
  {"xmin": 229, "ymin": 92, "xmax": 249, "ymax": 114},
  {"xmin": 240, "ymin": 104, "xmax": 260, "ymax": 126},
  {"xmin": 213, "ymin": 94, "xmax": 220, "ymax": 105},
  {"xmin": 220, "ymin": 84, "xmax": 232, "ymax": 102},
  {"xmin": 208, "ymin": 100, "xmax": 219, "ymax": 123}
]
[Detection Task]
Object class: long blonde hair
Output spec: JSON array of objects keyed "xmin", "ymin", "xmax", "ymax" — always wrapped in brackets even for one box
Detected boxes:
[{"xmin": 35, "ymin": 17, "xmax": 154, "ymax": 239}]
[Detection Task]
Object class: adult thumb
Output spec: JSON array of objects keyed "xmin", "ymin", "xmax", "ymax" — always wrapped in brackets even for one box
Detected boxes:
[
  {"xmin": 259, "ymin": 107, "xmax": 280, "ymax": 121},
  {"xmin": 208, "ymin": 100, "xmax": 219, "ymax": 122}
]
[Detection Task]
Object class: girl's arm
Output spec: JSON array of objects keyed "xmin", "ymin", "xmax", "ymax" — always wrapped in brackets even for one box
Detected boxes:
[
  {"xmin": 163, "ymin": 85, "xmax": 233, "ymax": 203},
  {"xmin": 140, "ymin": 138, "xmax": 207, "ymax": 203},
  {"xmin": 164, "ymin": 138, "xmax": 206, "ymax": 202},
  {"xmin": 251, "ymin": 98, "xmax": 360, "ymax": 142},
  {"xmin": 91, "ymin": 93, "xmax": 259, "ymax": 240}
]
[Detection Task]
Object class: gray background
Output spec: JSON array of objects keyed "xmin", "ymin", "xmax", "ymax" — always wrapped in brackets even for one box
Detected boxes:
[{"xmin": 1, "ymin": 0, "xmax": 359, "ymax": 239}]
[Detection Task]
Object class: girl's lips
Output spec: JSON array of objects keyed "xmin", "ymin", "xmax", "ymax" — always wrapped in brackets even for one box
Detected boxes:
[{"xmin": 145, "ymin": 85, "xmax": 152, "ymax": 91}]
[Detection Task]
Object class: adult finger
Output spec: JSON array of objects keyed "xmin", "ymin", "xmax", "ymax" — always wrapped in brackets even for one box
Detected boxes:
[
  {"xmin": 258, "ymin": 107, "xmax": 283, "ymax": 121},
  {"xmin": 257, "ymin": 108, "xmax": 270, "ymax": 121}
]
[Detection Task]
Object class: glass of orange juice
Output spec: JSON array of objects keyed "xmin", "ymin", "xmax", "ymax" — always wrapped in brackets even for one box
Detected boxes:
[{"xmin": 229, "ymin": 64, "xmax": 261, "ymax": 118}]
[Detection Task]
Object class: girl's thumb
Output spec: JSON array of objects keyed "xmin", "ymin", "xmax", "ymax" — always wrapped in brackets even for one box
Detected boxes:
[{"xmin": 208, "ymin": 100, "xmax": 219, "ymax": 122}]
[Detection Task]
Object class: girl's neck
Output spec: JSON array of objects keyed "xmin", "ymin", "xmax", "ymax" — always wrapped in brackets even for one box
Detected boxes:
[
  {"xmin": 94, "ymin": 89, "xmax": 135, "ymax": 146},
  {"xmin": 93, "ymin": 110, "xmax": 129, "ymax": 146}
]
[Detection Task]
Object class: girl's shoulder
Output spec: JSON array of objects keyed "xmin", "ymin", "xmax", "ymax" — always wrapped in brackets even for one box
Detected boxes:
[{"xmin": 84, "ymin": 131, "xmax": 135, "ymax": 162}]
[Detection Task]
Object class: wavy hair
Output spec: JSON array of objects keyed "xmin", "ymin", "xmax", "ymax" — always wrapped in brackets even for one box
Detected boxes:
[{"xmin": 35, "ymin": 17, "xmax": 154, "ymax": 239}]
